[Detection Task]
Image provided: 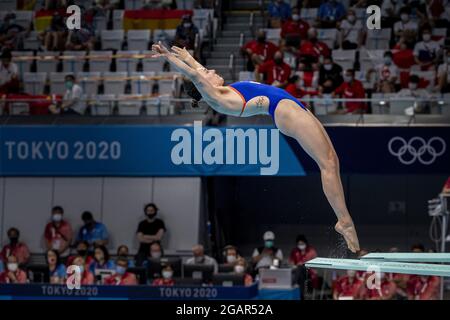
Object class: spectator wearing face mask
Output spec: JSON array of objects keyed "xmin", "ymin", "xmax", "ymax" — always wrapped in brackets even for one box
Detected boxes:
[
  {"xmin": 289, "ymin": 234, "xmax": 320, "ymax": 291},
  {"xmin": 241, "ymin": 30, "xmax": 279, "ymax": 72},
  {"xmin": 332, "ymin": 69, "xmax": 367, "ymax": 114},
  {"xmin": 255, "ymin": 51, "xmax": 291, "ymax": 87},
  {"xmin": 49, "ymin": 74, "xmax": 85, "ymax": 115},
  {"xmin": 136, "ymin": 203, "xmax": 166, "ymax": 261},
  {"xmin": 413, "ymin": 25, "xmax": 441, "ymax": 71},
  {"xmin": 332, "ymin": 269, "xmax": 365, "ymax": 300},
  {"xmin": 299, "ymin": 28, "xmax": 331, "ymax": 66},
  {"xmin": 173, "ymin": 15, "xmax": 199, "ymax": 50},
  {"xmin": 393, "ymin": 7, "xmax": 418, "ymax": 42},
  {"xmin": 0, "ymin": 13, "xmax": 27, "ymax": 51},
  {"xmin": 117, "ymin": 245, "xmax": 135, "ymax": 268},
  {"xmin": 367, "ymin": 51, "xmax": 399, "ymax": 93},
  {"xmin": 222, "ymin": 245, "xmax": 242, "ymax": 266},
  {"xmin": 381, "ymin": 0, "xmax": 402, "ymax": 27},
  {"xmin": 44, "ymin": 206, "xmax": 73, "ymax": 257},
  {"xmin": 76, "ymin": 211, "xmax": 109, "ymax": 250},
  {"xmin": 66, "ymin": 240, "xmax": 94, "ymax": 267},
  {"xmin": 104, "ymin": 256, "xmax": 138, "ymax": 285},
  {"xmin": 1, "ymin": 227, "xmax": 30, "ymax": 266},
  {"xmin": 0, "ymin": 49, "xmax": 20, "ymax": 94},
  {"xmin": 71, "ymin": 255, "xmax": 95, "ymax": 285},
  {"xmin": 267, "ymin": 0, "xmax": 292, "ymax": 28},
  {"xmin": 396, "ymin": 75, "xmax": 431, "ymax": 114},
  {"xmin": 319, "ymin": 56, "xmax": 343, "ymax": 94},
  {"xmin": 185, "ymin": 244, "xmax": 219, "ymax": 274},
  {"xmin": 252, "ymin": 231, "xmax": 284, "ymax": 271},
  {"xmin": 141, "ymin": 241, "xmax": 165, "ymax": 267},
  {"xmin": 338, "ymin": 9, "xmax": 364, "ymax": 50},
  {"xmin": 364, "ymin": 272, "xmax": 397, "ymax": 300},
  {"xmin": 280, "ymin": 7, "xmax": 310, "ymax": 53},
  {"xmin": 152, "ymin": 264, "xmax": 175, "ymax": 286},
  {"xmin": 0, "ymin": 255, "xmax": 27, "ymax": 284},
  {"xmin": 46, "ymin": 249, "xmax": 67, "ymax": 284},
  {"xmin": 437, "ymin": 49, "xmax": 450, "ymax": 93},
  {"xmin": 234, "ymin": 258, "xmax": 253, "ymax": 286},
  {"xmin": 317, "ymin": 0, "xmax": 346, "ymax": 28}
]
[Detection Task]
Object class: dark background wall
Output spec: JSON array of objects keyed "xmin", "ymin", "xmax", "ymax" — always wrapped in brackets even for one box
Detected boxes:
[{"xmin": 208, "ymin": 174, "xmax": 448, "ymax": 258}]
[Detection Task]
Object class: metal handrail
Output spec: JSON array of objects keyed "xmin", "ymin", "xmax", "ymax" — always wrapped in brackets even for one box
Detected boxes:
[
  {"xmin": 228, "ymin": 53, "xmax": 236, "ymax": 82},
  {"xmin": 249, "ymin": 12, "xmax": 255, "ymax": 38}
]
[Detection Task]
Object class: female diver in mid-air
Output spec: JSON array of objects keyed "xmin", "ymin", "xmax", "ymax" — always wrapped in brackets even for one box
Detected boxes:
[{"xmin": 151, "ymin": 42, "xmax": 360, "ymax": 253}]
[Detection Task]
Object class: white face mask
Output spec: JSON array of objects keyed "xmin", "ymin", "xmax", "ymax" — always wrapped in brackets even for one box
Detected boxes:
[
  {"xmin": 298, "ymin": 244, "xmax": 307, "ymax": 251},
  {"xmin": 151, "ymin": 251, "xmax": 162, "ymax": 259},
  {"xmin": 409, "ymin": 83, "xmax": 418, "ymax": 90},
  {"xmin": 183, "ymin": 23, "xmax": 191, "ymax": 28},
  {"xmin": 7, "ymin": 263, "xmax": 18, "ymax": 272},
  {"xmin": 324, "ymin": 63, "xmax": 332, "ymax": 71},
  {"xmin": 234, "ymin": 265, "xmax": 245, "ymax": 273},
  {"xmin": 347, "ymin": 15, "xmax": 356, "ymax": 23},
  {"xmin": 292, "ymin": 14, "xmax": 300, "ymax": 21},
  {"xmin": 344, "ymin": 75, "xmax": 353, "ymax": 83},
  {"xmin": 162, "ymin": 271, "xmax": 173, "ymax": 279},
  {"xmin": 422, "ymin": 34, "xmax": 431, "ymax": 42},
  {"xmin": 226, "ymin": 255, "xmax": 237, "ymax": 263},
  {"xmin": 400, "ymin": 14, "xmax": 409, "ymax": 22},
  {"xmin": 52, "ymin": 214, "xmax": 62, "ymax": 222}
]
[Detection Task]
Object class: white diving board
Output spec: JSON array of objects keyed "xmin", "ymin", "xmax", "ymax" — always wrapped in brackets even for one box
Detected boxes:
[
  {"xmin": 305, "ymin": 257, "xmax": 450, "ymax": 277},
  {"xmin": 361, "ymin": 253, "xmax": 450, "ymax": 263}
]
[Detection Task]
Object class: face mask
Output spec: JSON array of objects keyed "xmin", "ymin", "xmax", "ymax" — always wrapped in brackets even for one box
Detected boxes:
[
  {"xmin": 162, "ymin": 271, "xmax": 173, "ymax": 279},
  {"xmin": 292, "ymin": 14, "xmax": 300, "ymax": 21},
  {"xmin": 226, "ymin": 255, "xmax": 237, "ymax": 263},
  {"xmin": 9, "ymin": 236, "xmax": 18, "ymax": 244},
  {"xmin": 234, "ymin": 265, "xmax": 245, "ymax": 273},
  {"xmin": 309, "ymin": 37, "xmax": 317, "ymax": 42},
  {"xmin": 151, "ymin": 251, "xmax": 162, "ymax": 259},
  {"xmin": 52, "ymin": 214, "xmax": 62, "ymax": 222},
  {"xmin": 116, "ymin": 266, "xmax": 126, "ymax": 275},
  {"xmin": 78, "ymin": 250, "xmax": 87, "ymax": 256},
  {"xmin": 323, "ymin": 63, "xmax": 332, "ymax": 71},
  {"xmin": 274, "ymin": 58, "xmax": 283, "ymax": 65},
  {"xmin": 183, "ymin": 23, "xmax": 191, "ymax": 28},
  {"xmin": 65, "ymin": 81, "xmax": 73, "ymax": 90},
  {"xmin": 344, "ymin": 75, "xmax": 353, "ymax": 83},
  {"xmin": 7, "ymin": 263, "xmax": 18, "ymax": 272},
  {"xmin": 400, "ymin": 14, "xmax": 409, "ymax": 22},
  {"xmin": 347, "ymin": 15, "xmax": 356, "ymax": 23},
  {"xmin": 298, "ymin": 244, "xmax": 307, "ymax": 251},
  {"xmin": 146, "ymin": 213, "xmax": 156, "ymax": 220},
  {"xmin": 384, "ymin": 57, "xmax": 392, "ymax": 65},
  {"xmin": 409, "ymin": 83, "xmax": 418, "ymax": 90},
  {"xmin": 265, "ymin": 240, "xmax": 274, "ymax": 248},
  {"xmin": 257, "ymin": 36, "xmax": 266, "ymax": 43},
  {"xmin": 422, "ymin": 34, "xmax": 431, "ymax": 42}
]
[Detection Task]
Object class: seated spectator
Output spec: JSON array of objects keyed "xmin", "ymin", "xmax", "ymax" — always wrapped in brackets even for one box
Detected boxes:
[
  {"xmin": 173, "ymin": 15, "xmax": 199, "ymax": 51},
  {"xmin": 291, "ymin": 61, "xmax": 320, "ymax": 96},
  {"xmin": 317, "ymin": 0, "xmax": 346, "ymax": 28},
  {"xmin": 267, "ymin": 0, "xmax": 292, "ymax": 28},
  {"xmin": 393, "ymin": 7, "xmax": 418, "ymax": 43},
  {"xmin": 426, "ymin": 0, "xmax": 450, "ymax": 27},
  {"xmin": 407, "ymin": 275, "xmax": 440, "ymax": 300},
  {"xmin": 76, "ymin": 211, "xmax": 109, "ymax": 250},
  {"xmin": 285, "ymin": 75, "xmax": 319, "ymax": 100},
  {"xmin": 221, "ymin": 245, "xmax": 242, "ymax": 266},
  {"xmin": 381, "ymin": 0, "xmax": 402, "ymax": 27},
  {"xmin": 413, "ymin": 25, "xmax": 441, "ymax": 71},
  {"xmin": 1, "ymin": 227, "xmax": 30, "ymax": 266},
  {"xmin": 233, "ymin": 258, "xmax": 253, "ymax": 286},
  {"xmin": 71, "ymin": 255, "xmax": 95, "ymax": 285},
  {"xmin": 396, "ymin": 75, "xmax": 431, "ymax": 114},
  {"xmin": 252, "ymin": 231, "xmax": 283, "ymax": 271},
  {"xmin": 333, "ymin": 269, "xmax": 365, "ymax": 300},
  {"xmin": 89, "ymin": 245, "xmax": 115, "ymax": 275},
  {"xmin": 65, "ymin": 26, "xmax": 95, "ymax": 51},
  {"xmin": 299, "ymin": 28, "xmax": 331, "ymax": 65},
  {"xmin": 280, "ymin": 7, "xmax": 310, "ymax": 53},
  {"xmin": 0, "ymin": 255, "xmax": 27, "ymax": 284},
  {"xmin": 241, "ymin": 30, "xmax": 279, "ymax": 72},
  {"xmin": 104, "ymin": 256, "xmax": 138, "ymax": 285},
  {"xmin": 136, "ymin": 203, "xmax": 166, "ymax": 264},
  {"xmin": 0, "ymin": 49, "xmax": 20, "ymax": 94},
  {"xmin": 255, "ymin": 50, "xmax": 291, "ymax": 87},
  {"xmin": 338, "ymin": 9, "xmax": 364, "ymax": 49},
  {"xmin": 152, "ymin": 264, "xmax": 175, "ymax": 286},
  {"xmin": 49, "ymin": 74, "xmax": 85, "ymax": 115},
  {"xmin": 44, "ymin": 206, "xmax": 73, "ymax": 257},
  {"xmin": 40, "ymin": 12, "xmax": 67, "ymax": 51},
  {"xmin": 66, "ymin": 240, "xmax": 94, "ymax": 267},
  {"xmin": 332, "ymin": 68, "xmax": 367, "ymax": 114},
  {"xmin": 141, "ymin": 241, "xmax": 165, "ymax": 268},
  {"xmin": 0, "ymin": 13, "xmax": 27, "ymax": 51},
  {"xmin": 366, "ymin": 51, "xmax": 399, "ymax": 93},
  {"xmin": 289, "ymin": 234, "xmax": 319, "ymax": 290},
  {"xmin": 117, "ymin": 245, "xmax": 135, "ymax": 268},
  {"xmin": 46, "ymin": 249, "xmax": 67, "ymax": 284},
  {"xmin": 364, "ymin": 272, "xmax": 397, "ymax": 300},
  {"xmin": 319, "ymin": 56, "xmax": 343, "ymax": 93},
  {"xmin": 185, "ymin": 244, "xmax": 219, "ymax": 274},
  {"xmin": 437, "ymin": 49, "xmax": 450, "ymax": 93}
]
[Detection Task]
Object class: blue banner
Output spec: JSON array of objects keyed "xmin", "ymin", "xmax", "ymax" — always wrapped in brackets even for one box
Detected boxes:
[{"xmin": 0, "ymin": 124, "xmax": 449, "ymax": 176}]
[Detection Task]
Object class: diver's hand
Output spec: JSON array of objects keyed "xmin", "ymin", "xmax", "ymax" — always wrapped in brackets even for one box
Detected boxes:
[
  {"xmin": 151, "ymin": 41, "xmax": 171, "ymax": 58},
  {"xmin": 171, "ymin": 46, "xmax": 192, "ymax": 62}
]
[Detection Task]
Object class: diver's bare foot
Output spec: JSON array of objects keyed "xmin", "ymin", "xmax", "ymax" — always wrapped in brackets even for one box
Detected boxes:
[{"xmin": 335, "ymin": 220, "xmax": 360, "ymax": 253}]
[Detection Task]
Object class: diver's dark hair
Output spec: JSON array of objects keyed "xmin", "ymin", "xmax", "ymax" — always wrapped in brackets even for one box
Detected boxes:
[{"xmin": 183, "ymin": 79, "xmax": 202, "ymax": 108}]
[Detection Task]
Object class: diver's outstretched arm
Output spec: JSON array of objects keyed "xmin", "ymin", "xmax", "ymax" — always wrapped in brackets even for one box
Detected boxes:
[{"xmin": 170, "ymin": 46, "xmax": 205, "ymax": 70}]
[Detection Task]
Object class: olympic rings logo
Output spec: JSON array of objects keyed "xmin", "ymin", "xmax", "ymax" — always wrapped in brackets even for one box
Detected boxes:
[{"xmin": 388, "ymin": 136, "xmax": 446, "ymax": 165}]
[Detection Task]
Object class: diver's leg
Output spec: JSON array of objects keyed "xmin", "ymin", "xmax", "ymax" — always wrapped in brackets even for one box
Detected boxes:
[{"xmin": 274, "ymin": 101, "xmax": 360, "ymax": 252}]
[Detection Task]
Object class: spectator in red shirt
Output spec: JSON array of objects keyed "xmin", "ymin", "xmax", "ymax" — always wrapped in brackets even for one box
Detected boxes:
[
  {"xmin": 333, "ymin": 69, "xmax": 367, "ymax": 114},
  {"xmin": 44, "ymin": 206, "xmax": 73, "ymax": 258},
  {"xmin": 333, "ymin": 269, "xmax": 365, "ymax": 300},
  {"xmin": 280, "ymin": 7, "xmax": 310, "ymax": 54},
  {"xmin": 364, "ymin": 272, "xmax": 397, "ymax": 300},
  {"xmin": 255, "ymin": 51, "xmax": 291, "ymax": 87},
  {"xmin": 298, "ymin": 28, "xmax": 331, "ymax": 65},
  {"xmin": 1, "ymin": 227, "xmax": 30, "ymax": 266},
  {"xmin": 407, "ymin": 275, "xmax": 440, "ymax": 300},
  {"xmin": 234, "ymin": 258, "xmax": 254, "ymax": 286},
  {"xmin": 241, "ymin": 30, "xmax": 279, "ymax": 72},
  {"xmin": 72, "ymin": 255, "xmax": 95, "ymax": 285},
  {"xmin": 152, "ymin": 264, "xmax": 175, "ymax": 286},
  {"xmin": 104, "ymin": 257, "xmax": 138, "ymax": 286},
  {"xmin": 0, "ymin": 255, "xmax": 27, "ymax": 284},
  {"xmin": 289, "ymin": 234, "xmax": 320, "ymax": 290},
  {"xmin": 442, "ymin": 176, "xmax": 450, "ymax": 194}
]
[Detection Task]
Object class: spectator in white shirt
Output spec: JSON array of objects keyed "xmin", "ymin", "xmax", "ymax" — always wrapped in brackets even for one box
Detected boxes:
[
  {"xmin": 49, "ymin": 74, "xmax": 85, "ymax": 115},
  {"xmin": 396, "ymin": 75, "xmax": 431, "ymax": 114},
  {"xmin": 252, "ymin": 231, "xmax": 283, "ymax": 271},
  {"xmin": 413, "ymin": 25, "xmax": 441, "ymax": 71},
  {"xmin": 185, "ymin": 244, "xmax": 219, "ymax": 274},
  {"xmin": 367, "ymin": 51, "xmax": 399, "ymax": 93},
  {"xmin": 437, "ymin": 49, "xmax": 450, "ymax": 93},
  {"xmin": 393, "ymin": 7, "xmax": 418, "ymax": 42},
  {"xmin": 0, "ymin": 49, "xmax": 19, "ymax": 94},
  {"xmin": 339, "ymin": 9, "xmax": 364, "ymax": 49}
]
